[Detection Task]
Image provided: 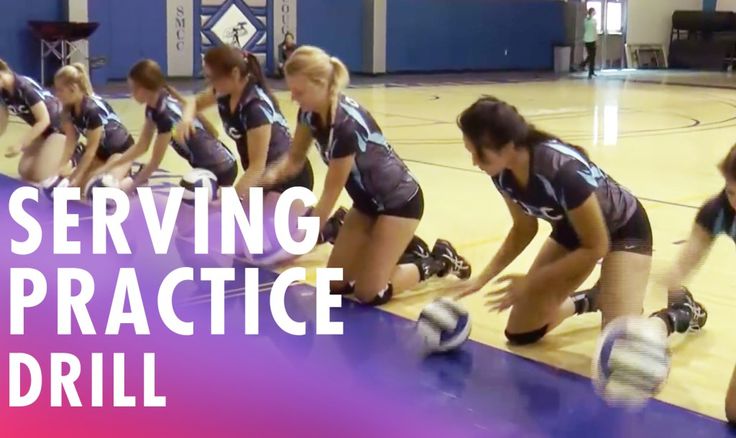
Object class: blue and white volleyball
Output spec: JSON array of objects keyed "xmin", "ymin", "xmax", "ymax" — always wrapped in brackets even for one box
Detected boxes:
[
  {"xmin": 416, "ymin": 298, "xmax": 471, "ymax": 354},
  {"xmin": 180, "ymin": 168, "xmax": 218, "ymax": 205},
  {"xmin": 84, "ymin": 173, "xmax": 118, "ymax": 199},
  {"xmin": 592, "ymin": 316, "xmax": 671, "ymax": 409},
  {"xmin": 84, "ymin": 173, "xmax": 120, "ymax": 208},
  {"xmin": 40, "ymin": 175, "xmax": 70, "ymax": 199}
]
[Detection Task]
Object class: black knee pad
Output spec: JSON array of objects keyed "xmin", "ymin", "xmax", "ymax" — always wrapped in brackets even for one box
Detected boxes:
[
  {"xmin": 330, "ymin": 281, "xmax": 355, "ymax": 296},
  {"xmin": 362, "ymin": 284, "xmax": 394, "ymax": 307},
  {"xmin": 505, "ymin": 325, "xmax": 549, "ymax": 345}
]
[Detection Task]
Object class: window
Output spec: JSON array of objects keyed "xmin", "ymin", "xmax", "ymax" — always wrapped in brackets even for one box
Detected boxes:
[
  {"xmin": 585, "ymin": 1, "xmax": 623, "ymax": 35},
  {"xmin": 606, "ymin": 3, "xmax": 623, "ymax": 34}
]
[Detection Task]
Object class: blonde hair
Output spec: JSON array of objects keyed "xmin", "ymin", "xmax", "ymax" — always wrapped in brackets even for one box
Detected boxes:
[
  {"xmin": 0, "ymin": 58, "xmax": 10, "ymax": 73},
  {"xmin": 55, "ymin": 63, "xmax": 94, "ymax": 96},
  {"xmin": 284, "ymin": 45, "xmax": 349, "ymax": 100}
]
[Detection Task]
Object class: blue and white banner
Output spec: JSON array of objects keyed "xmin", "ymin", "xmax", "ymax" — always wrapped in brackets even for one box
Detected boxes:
[
  {"xmin": 167, "ymin": 0, "xmax": 195, "ymax": 77},
  {"xmin": 66, "ymin": 0, "xmax": 90, "ymax": 72}
]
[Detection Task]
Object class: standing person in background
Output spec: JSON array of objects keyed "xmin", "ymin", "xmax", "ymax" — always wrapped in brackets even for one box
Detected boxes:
[{"xmin": 579, "ymin": 8, "xmax": 598, "ymax": 79}]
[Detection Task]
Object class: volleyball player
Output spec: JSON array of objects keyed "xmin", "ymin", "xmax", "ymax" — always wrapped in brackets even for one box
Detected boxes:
[
  {"xmin": 0, "ymin": 59, "xmax": 66, "ymax": 182},
  {"xmin": 54, "ymin": 64, "xmax": 134, "ymax": 189},
  {"xmin": 456, "ymin": 96, "xmax": 660, "ymax": 344},
  {"xmin": 262, "ymin": 46, "xmax": 471, "ymax": 306},
  {"xmin": 647, "ymin": 148, "xmax": 736, "ymax": 419},
  {"xmin": 95, "ymin": 59, "xmax": 238, "ymax": 192},
  {"xmin": 177, "ymin": 45, "xmax": 313, "ymax": 198}
]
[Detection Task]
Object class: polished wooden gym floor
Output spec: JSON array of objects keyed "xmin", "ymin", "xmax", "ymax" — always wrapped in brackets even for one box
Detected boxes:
[{"xmin": 3, "ymin": 72, "xmax": 735, "ymax": 424}]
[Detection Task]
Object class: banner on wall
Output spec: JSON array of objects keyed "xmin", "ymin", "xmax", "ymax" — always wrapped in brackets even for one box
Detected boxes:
[
  {"xmin": 167, "ymin": 0, "xmax": 194, "ymax": 77},
  {"xmin": 66, "ymin": 0, "xmax": 90, "ymax": 74},
  {"xmin": 271, "ymin": 0, "xmax": 297, "ymax": 69}
]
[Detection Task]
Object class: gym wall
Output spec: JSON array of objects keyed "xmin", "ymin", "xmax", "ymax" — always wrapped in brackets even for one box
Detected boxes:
[
  {"xmin": 386, "ymin": 0, "xmax": 565, "ymax": 72},
  {"xmin": 0, "ymin": 0, "xmax": 64, "ymax": 79},
  {"xmin": 627, "ymin": 0, "xmax": 702, "ymax": 47},
  {"xmin": 0, "ymin": 0, "xmax": 725, "ymax": 84}
]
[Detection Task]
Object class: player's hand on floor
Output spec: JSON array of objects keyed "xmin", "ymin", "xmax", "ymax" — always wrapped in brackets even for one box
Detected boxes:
[
  {"xmin": 485, "ymin": 274, "xmax": 529, "ymax": 312},
  {"xmin": 455, "ymin": 277, "xmax": 488, "ymax": 299},
  {"xmin": 4, "ymin": 144, "xmax": 22, "ymax": 158}
]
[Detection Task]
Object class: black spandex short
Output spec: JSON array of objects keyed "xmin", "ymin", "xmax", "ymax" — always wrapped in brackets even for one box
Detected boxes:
[
  {"xmin": 269, "ymin": 159, "xmax": 314, "ymax": 193},
  {"xmin": 550, "ymin": 200, "xmax": 653, "ymax": 256},
  {"xmin": 213, "ymin": 162, "xmax": 238, "ymax": 187},
  {"xmin": 41, "ymin": 115, "xmax": 64, "ymax": 138},
  {"xmin": 41, "ymin": 125, "xmax": 62, "ymax": 139},
  {"xmin": 353, "ymin": 186, "xmax": 424, "ymax": 220},
  {"xmin": 95, "ymin": 135, "xmax": 135, "ymax": 161}
]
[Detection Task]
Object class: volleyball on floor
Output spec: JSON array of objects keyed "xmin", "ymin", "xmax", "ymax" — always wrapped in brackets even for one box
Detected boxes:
[
  {"xmin": 416, "ymin": 298, "xmax": 471, "ymax": 354},
  {"xmin": 592, "ymin": 315, "xmax": 671, "ymax": 409},
  {"xmin": 84, "ymin": 172, "xmax": 118, "ymax": 198},
  {"xmin": 84, "ymin": 173, "xmax": 120, "ymax": 208},
  {"xmin": 40, "ymin": 175, "xmax": 70, "ymax": 199},
  {"xmin": 180, "ymin": 168, "xmax": 218, "ymax": 205}
]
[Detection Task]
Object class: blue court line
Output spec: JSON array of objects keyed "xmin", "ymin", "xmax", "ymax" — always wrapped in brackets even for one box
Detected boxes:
[{"xmin": 2, "ymin": 171, "xmax": 734, "ymax": 435}]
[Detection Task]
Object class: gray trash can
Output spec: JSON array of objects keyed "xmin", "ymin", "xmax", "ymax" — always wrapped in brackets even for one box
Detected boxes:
[{"xmin": 554, "ymin": 46, "xmax": 572, "ymax": 73}]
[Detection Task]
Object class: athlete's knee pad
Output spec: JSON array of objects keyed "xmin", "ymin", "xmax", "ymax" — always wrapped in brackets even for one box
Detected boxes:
[
  {"xmin": 505, "ymin": 325, "xmax": 549, "ymax": 345},
  {"xmin": 330, "ymin": 281, "xmax": 355, "ymax": 296},
  {"xmin": 358, "ymin": 284, "xmax": 394, "ymax": 307}
]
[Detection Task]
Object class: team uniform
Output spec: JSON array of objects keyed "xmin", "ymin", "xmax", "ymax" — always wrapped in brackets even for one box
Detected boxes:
[
  {"xmin": 146, "ymin": 91, "xmax": 238, "ymax": 186},
  {"xmin": 0, "ymin": 73, "xmax": 63, "ymax": 137},
  {"xmin": 695, "ymin": 191, "xmax": 736, "ymax": 242},
  {"xmin": 299, "ymin": 94, "xmax": 423, "ymax": 219},
  {"xmin": 492, "ymin": 139, "xmax": 652, "ymax": 254},
  {"xmin": 216, "ymin": 83, "xmax": 313, "ymax": 192},
  {"xmin": 65, "ymin": 95, "xmax": 134, "ymax": 160}
]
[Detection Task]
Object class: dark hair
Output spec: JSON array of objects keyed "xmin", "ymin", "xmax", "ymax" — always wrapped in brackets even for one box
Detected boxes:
[
  {"xmin": 129, "ymin": 59, "xmax": 219, "ymax": 138},
  {"xmin": 457, "ymin": 96, "xmax": 589, "ymax": 159},
  {"xmin": 719, "ymin": 144, "xmax": 736, "ymax": 181},
  {"xmin": 203, "ymin": 45, "xmax": 281, "ymax": 112},
  {"xmin": 588, "ymin": 7, "xmax": 596, "ymax": 15},
  {"xmin": 283, "ymin": 32, "xmax": 295, "ymax": 43}
]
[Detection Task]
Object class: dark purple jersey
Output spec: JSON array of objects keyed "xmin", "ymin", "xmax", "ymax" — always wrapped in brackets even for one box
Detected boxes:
[
  {"xmin": 216, "ymin": 83, "xmax": 290, "ymax": 170},
  {"xmin": 299, "ymin": 94, "xmax": 420, "ymax": 211},
  {"xmin": 0, "ymin": 74, "xmax": 62, "ymax": 135},
  {"xmin": 65, "ymin": 95, "xmax": 133, "ymax": 155},
  {"xmin": 492, "ymin": 140, "xmax": 638, "ymax": 234},
  {"xmin": 146, "ymin": 92, "xmax": 236, "ymax": 176},
  {"xmin": 696, "ymin": 191, "xmax": 736, "ymax": 242}
]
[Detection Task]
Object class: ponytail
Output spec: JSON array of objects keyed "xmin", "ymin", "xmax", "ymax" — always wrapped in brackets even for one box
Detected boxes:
[
  {"xmin": 525, "ymin": 127, "xmax": 590, "ymax": 160},
  {"xmin": 164, "ymin": 83, "xmax": 219, "ymax": 138},
  {"xmin": 71, "ymin": 63, "xmax": 93, "ymax": 95},
  {"xmin": 55, "ymin": 63, "xmax": 94, "ymax": 96},
  {"xmin": 328, "ymin": 56, "xmax": 349, "ymax": 99},
  {"xmin": 244, "ymin": 52, "xmax": 281, "ymax": 113},
  {"xmin": 203, "ymin": 46, "xmax": 282, "ymax": 113},
  {"xmin": 285, "ymin": 46, "xmax": 351, "ymax": 104}
]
